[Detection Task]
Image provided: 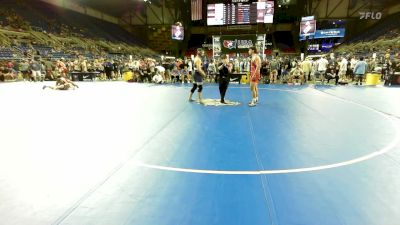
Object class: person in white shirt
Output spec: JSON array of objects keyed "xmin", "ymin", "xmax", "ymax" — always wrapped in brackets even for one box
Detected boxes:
[
  {"xmin": 207, "ymin": 59, "xmax": 217, "ymax": 82},
  {"xmin": 310, "ymin": 59, "xmax": 318, "ymax": 80},
  {"xmin": 81, "ymin": 59, "xmax": 88, "ymax": 72},
  {"xmin": 187, "ymin": 59, "xmax": 193, "ymax": 73},
  {"xmin": 186, "ymin": 60, "xmax": 193, "ymax": 83},
  {"xmin": 339, "ymin": 56, "xmax": 348, "ymax": 81},
  {"xmin": 317, "ymin": 56, "xmax": 329, "ymax": 78},
  {"xmin": 152, "ymin": 71, "xmax": 164, "ymax": 84},
  {"xmin": 155, "ymin": 65, "xmax": 166, "ymax": 81},
  {"xmin": 350, "ymin": 56, "xmax": 357, "ymax": 70},
  {"xmin": 132, "ymin": 60, "xmax": 140, "ymax": 71}
]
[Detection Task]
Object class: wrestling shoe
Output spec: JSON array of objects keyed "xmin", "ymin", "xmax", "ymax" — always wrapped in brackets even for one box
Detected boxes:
[{"xmin": 248, "ymin": 100, "xmax": 257, "ymax": 107}]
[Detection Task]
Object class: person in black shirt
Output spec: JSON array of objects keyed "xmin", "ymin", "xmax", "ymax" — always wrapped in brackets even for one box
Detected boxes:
[
  {"xmin": 325, "ymin": 64, "xmax": 339, "ymax": 85},
  {"xmin": 218, "ymin": 55, "xmax": 231, "ymax": 104},
  {"xmin": 104, "ymin": 60, "xmax": 113, "ymax": 81},
  {"xmin": 113, "ymin": 60, "xmax": 120, "ymax": 79}
]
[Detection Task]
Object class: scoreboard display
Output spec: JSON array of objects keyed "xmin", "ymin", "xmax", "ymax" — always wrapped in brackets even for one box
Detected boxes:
[{"xmin": 207, "ymin": 1, "xmax": 274, "ymax": 25}]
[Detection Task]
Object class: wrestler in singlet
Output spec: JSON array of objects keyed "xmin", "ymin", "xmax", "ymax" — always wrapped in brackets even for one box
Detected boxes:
[
  {"xmin": 188, "ymin": 48, "xmax": 206, "ymax": 103},
  {"xmin": 248, "ymin": 47, "xmax": 261, "ymax": 107},
  {"xmin": 193, "ymin": 59, "xmax": 203, "ymax": 85},
  {"xmin": 250, "ymin": 59, "xmax": 260, "ymax": 83}
]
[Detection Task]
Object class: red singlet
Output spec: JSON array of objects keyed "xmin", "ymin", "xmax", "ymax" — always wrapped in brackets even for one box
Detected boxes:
[{"xmin": 250, "ymin": 59, "xmax": 260, "ymax": 83}]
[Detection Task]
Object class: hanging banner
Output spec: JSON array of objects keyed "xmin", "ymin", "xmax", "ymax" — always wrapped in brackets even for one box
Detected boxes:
[
  {"xmin": 299, "ymin": 20, "xmax": 316, "ymax": 39},
  {"xmin": 212, "ymin": 36, "xmax": 221, "ymax": 58},
  {"xmin": 300, "ymin": 28, "xmax": 346, "ymax": 40},
  {"xmin": 316, "ymin": 28, "xmax": 346, "ymax": 38}
]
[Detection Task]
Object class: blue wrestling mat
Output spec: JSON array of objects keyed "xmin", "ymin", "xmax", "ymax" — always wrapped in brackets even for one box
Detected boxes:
[{"xmin": 0, "ymin": 82, "xmax": 399, "ymax": 225}]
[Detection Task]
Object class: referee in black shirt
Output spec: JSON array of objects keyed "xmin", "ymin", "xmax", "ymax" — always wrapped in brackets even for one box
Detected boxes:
[{"xmin": 218, "ymin": 55, "xmax": 231, "ymax": 104}]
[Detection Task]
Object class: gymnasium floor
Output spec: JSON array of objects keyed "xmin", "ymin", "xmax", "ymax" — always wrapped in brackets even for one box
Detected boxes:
[{"xmin": 1, "ymin": 81, "xmax": 400, "ymax": 225}]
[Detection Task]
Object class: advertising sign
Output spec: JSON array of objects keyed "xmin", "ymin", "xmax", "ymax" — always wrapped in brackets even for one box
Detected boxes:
[
  {"xmin": 300, "ymin": 28, "xmax": 346, "ymax": 40},
  {"xmin": 220, "ymin": 35, "xmax": 257, "ymax": 53}
]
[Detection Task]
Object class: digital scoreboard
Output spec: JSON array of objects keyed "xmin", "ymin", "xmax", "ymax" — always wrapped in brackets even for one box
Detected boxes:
[{"xmin": 207, "ymin": 1, "xmax": 274, "ymax": 25}]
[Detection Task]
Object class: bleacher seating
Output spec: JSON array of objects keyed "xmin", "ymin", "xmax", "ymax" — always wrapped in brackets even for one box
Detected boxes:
[
  {"xmin": 32, "ymin": 45, "xmax": 53, "ymax": 56},
  {"xmin": 349, "ymin": 12, "xmax": 400, "ymax": 43},
  {"xmin": 0, "ymin": 48, "xmax": 15, "ymax": 59},
  {"xmin": 0, "ymin": 0, "xmax": 156, "ymax": 61},
  {"xmin": 335, "ymin": 12, "xmax": 400, "ymax": 57},
  {"xmin": 0, "ymin": 0, "xmax": 145, "ymax": 46},
  {"xmin": 51, "ymin": 52, "xmax": 73, "ymax": 60}
]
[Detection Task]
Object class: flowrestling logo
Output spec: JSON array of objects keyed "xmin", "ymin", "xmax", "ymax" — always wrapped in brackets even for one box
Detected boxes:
[{"xmin": 359, "ymin": 12, "xmax": 382, "ymax": 19}]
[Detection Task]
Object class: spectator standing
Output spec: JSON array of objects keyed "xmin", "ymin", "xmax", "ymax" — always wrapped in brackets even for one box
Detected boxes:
[
  {"xmin": 317, "ymin": 56, "xmax": 329, "ymax": 79},
  {"xmin": 19, "ymin": 59, "xmax": 30, "ymax": 81},
  {"xmin": 353, "ymin": 57, "xmax": 368, "ymax": 85},
  {"xmin": 339, "ymin": 56, "xmax": 348, "ymax": 81},
  {"xmin": 301, "ymin": 57, "xmax": 312, "ymax": 82},
  {"xmin": 30, "ymin": 59, "xmax": 42, "ymax": 82}
]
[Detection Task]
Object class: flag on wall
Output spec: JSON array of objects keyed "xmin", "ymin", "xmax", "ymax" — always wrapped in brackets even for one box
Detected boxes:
[{"xmin": 191, "ymin": 0, "xmax": 202, "ymax": 21}]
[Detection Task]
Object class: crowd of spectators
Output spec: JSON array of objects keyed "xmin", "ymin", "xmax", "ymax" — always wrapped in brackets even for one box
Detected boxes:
[{"xmin": 2, "ymin": 49, "xmax": 399, "ymax": 86}]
